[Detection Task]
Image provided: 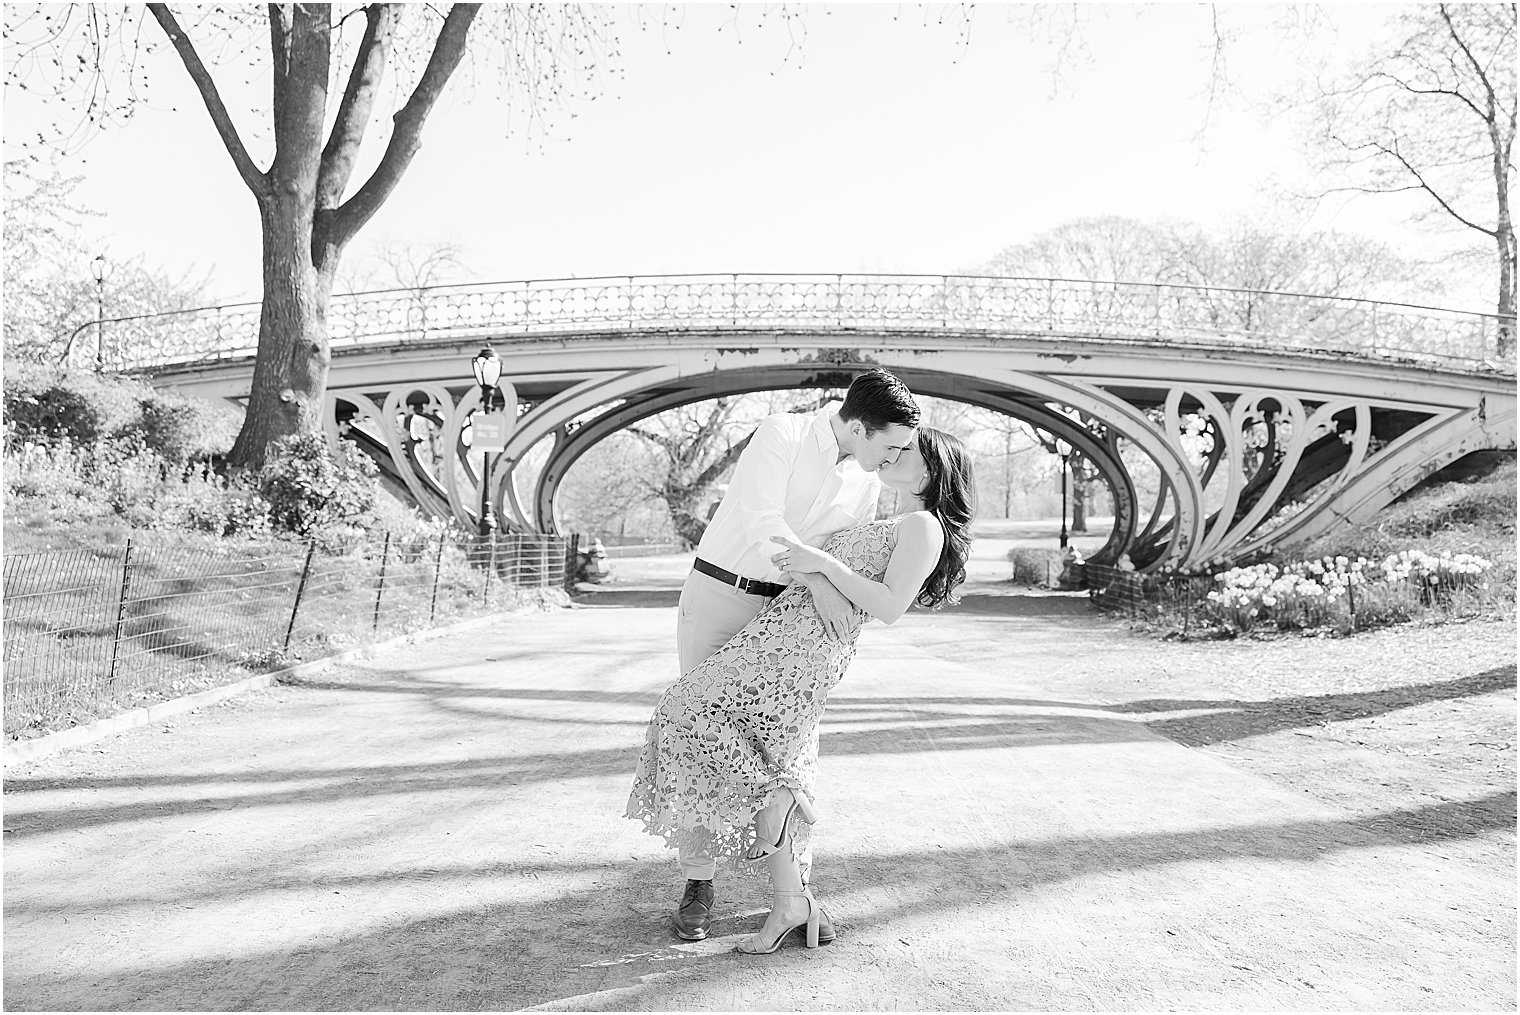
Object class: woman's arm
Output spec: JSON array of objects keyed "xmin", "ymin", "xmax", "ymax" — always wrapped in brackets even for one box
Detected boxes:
[{"xmin": 771, "ymin": 513, "xmax": 944, "ymax": 625}]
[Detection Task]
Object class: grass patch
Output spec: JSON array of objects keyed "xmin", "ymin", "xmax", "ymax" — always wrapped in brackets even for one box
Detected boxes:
[
  {"xmin": 3, "ymin": 378, "xmax": 571, "ymax": 742},
  {"xmin": 3, "ymin": 527, "xmax": 569, "ymax": 741}
]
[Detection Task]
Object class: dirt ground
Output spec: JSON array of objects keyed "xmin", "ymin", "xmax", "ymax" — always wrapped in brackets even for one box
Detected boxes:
[
  {"xmin": 904, "ymin": 582, "xmax": 1517, "ymax": 860},
  {"xmin": 610, "ymin": 542, "xmax": 1518, "ymax": 861},
  {"xmin": 3, "ymin": 549, "xmax": 1515, "ymax": 1011}
]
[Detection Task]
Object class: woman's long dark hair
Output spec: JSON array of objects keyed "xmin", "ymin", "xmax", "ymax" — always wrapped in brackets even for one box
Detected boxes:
[{"xmin": 912, "ymin": 427, "xmax": 976, "ymax": 609}]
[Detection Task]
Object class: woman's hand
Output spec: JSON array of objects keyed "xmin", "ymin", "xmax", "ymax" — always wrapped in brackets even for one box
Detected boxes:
[{"xmin": 769, "ymin": 535, "xmax": 835, "ymax": 575}]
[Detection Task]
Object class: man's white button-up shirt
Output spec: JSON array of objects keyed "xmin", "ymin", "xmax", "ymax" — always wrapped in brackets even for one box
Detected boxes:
[{"xmin": 695, "ymin": 407, "xmax": 881, "ymax": 585}]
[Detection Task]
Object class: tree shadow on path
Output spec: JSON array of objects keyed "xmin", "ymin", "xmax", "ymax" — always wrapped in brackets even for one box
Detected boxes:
[
  {"xmin": 11, "ymin": 660, "xmax": 1511, "ymax": 838},
  {"xmin": 4, "ymin": 791, "xmax": 1513, "ymax": 1012},
  {"xmin": 1115, "ymin": 663, "xmax": 1516, "ymax": 747}
]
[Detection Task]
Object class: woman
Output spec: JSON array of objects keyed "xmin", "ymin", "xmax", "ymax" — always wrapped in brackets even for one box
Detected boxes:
[{"xmin": 625, "ymin": 427, "xmax": 976, "ymax": 954}]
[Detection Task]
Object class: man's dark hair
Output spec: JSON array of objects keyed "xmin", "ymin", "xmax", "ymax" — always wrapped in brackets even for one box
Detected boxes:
[{"xmin": 838, "ymin": 368, "xmax": 920, "ymax": 433}]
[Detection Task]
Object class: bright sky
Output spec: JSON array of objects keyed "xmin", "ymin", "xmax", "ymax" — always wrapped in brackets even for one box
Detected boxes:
[{"xmin": 4, "ymin": 3, "xmax": 1476, "ymax": 307}]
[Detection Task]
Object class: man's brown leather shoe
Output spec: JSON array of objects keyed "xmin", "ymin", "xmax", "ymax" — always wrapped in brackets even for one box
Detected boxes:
[{"xmin": 674, "ymin": 879, "xmax": 715, "ymax": 941}]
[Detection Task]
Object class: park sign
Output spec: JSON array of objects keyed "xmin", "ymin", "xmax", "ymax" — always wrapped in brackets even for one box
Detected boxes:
[{"xmin": 473, "ymin": 413, "xmax": 510, "ymax": 452}]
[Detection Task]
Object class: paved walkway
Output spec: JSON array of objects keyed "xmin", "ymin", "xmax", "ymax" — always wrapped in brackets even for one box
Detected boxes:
[{"xmin": 3, "ymin": 578, "xmax": 1513, "ymax": 1011}]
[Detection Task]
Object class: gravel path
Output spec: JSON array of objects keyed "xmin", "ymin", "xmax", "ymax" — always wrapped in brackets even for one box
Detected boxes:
[{"xmin": 3, "ymin": 563, "xmax": 1514, "ymax": 1011}]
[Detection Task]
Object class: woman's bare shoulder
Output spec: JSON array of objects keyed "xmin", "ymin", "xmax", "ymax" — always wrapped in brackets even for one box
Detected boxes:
[{"xmin": 897, "ymin": 510, "xmax": 945, "ymax": 545}]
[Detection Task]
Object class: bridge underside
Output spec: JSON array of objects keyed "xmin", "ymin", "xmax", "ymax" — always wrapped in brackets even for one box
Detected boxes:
[{"xmin": 151, "ymin": 329, "xmax": 1516, "ymax": 572}]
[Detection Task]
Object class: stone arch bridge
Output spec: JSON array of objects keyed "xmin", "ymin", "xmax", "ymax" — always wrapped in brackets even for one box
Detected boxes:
[{"xmin": 115, "ymin": 274, "xmax": 1515, "ymax": 572}]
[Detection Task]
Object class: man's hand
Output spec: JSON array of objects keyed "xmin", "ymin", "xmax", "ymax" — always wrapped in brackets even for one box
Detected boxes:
[
  {"xmin": 769, "ymin": 535, "xmax": 832, "ymax": 575},
  {"xmin": 795, "ymin": 572, "xmax": 854, "ymax": 642}
]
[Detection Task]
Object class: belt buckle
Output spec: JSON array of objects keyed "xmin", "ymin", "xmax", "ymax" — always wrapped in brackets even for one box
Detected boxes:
[{"xmin": 732, "ymin": 573, "xmax": 746, "ymax": 594}]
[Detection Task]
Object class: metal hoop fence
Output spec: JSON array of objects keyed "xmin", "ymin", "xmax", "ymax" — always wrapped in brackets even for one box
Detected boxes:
[{"xmin": 2, "ymin": 531, "xmax": 570, "ymax": 740}]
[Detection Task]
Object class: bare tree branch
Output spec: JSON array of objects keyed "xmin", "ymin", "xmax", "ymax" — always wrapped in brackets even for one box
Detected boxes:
[
  {"xmin": 316, "ymin": 3, "xmax": 401, "ymax": 210},
  {"xmin": 1442, "ymin": 3, "xmax": 1501, "ymax": 115},
  {"xmin": 146, "ymin": 4, "xmax": 266, "ymax": 195},
  {"xmin": 324, "ymin": 3, "xmax": 481, "ymax": 252},
  {"xmin": 1357, "ymin": 135, "xmax": 1496, "ymax": 236},
  {"xmin": 1372, "ymin": 69, "xmax": 1487, "ymax": 122}
]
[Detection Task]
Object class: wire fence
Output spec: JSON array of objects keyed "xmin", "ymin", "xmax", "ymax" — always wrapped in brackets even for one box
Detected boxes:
[{"xmin": 3, "ymin": 530, "xmax": 571, "ymax": 739}]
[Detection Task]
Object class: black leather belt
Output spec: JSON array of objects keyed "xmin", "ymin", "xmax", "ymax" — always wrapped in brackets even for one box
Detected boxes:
[{"xmin": 693, "ymin": 557, "xmax": 786, "ymax": 598}]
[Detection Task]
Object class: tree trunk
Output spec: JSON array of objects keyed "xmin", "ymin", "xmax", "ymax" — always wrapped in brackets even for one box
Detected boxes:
[
  {"xmin": 1002, "ymin": 431, "xmax": 1014, "ymax": 519},
  {"xmin": 1071, "ymin": 472, "xmax": 1089, "ymax": 532},
  {"xmin": 224, "ymin": 5, "xmax": 332, "ymax": 472},
  {"xmin": 666, "ymin": 487, "xmax": 710, "ymax": 549},
  {"xmin": 227, "ymin": 195, "xmax": 333, "ymax": 471},
  {"xmin": 1495, "ymin": 208, "xmax": 1515, "ymax": 359},
  {"xmin": 150, "ymin": 4, "xmax": 479, "ymax": 472}
]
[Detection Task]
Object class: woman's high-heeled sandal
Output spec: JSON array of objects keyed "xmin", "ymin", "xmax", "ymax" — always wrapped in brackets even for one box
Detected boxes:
[
  {"xmin": 735, "ymin": 888, "xmax": 820, "ymax": 954},
  {"xmin": 743, "ymin": 788, "xmax": 820, "ymax": 865}
]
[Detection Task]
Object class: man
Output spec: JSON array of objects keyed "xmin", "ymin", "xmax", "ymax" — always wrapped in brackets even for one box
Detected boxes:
[{"xmin": 671, "ymin": 367, "xmax": 921, "ymax": 942}]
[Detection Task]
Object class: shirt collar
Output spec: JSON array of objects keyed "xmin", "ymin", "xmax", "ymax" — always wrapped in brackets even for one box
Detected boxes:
[{"xmin": 810, "ymin": 406, "xmax": 841, "ymax": 460}]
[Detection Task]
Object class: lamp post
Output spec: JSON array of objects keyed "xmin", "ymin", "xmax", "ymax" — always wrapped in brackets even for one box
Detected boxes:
[
  {"xmin": 1055, "ymin": 436, "xmax": 1072, "ymax": 550},
  {"xmin": 90, "ymin": 254, "xmax": 109, "ymax": 372},
  {"xmin": 470, "ymin": 346, "xmax": 503, "ymax": 536}
]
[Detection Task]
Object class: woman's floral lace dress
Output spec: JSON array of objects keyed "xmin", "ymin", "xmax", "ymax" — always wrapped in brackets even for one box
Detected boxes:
[{"xmin": 625, "ymin": 519, "xmax": 897, "ymax": 867}]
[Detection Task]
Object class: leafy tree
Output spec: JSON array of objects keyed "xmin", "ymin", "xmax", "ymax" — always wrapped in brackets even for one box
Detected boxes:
[
  {"xmin": 5, "ymin": 4, "xmax": 620, "ymax": 470},
  {"xmin": 2, "ymin": 159, "xmax": 207, "ymax": 365}
]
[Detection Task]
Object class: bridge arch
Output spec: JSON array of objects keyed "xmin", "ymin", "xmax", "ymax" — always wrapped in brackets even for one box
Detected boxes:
[
  {"xmin": 519, "ymin": 364, "xmax": 1148, "ymax": 566},
  {"xmin": 123, "ymin": 274, "xmax": 1515, "ymax": 571}
]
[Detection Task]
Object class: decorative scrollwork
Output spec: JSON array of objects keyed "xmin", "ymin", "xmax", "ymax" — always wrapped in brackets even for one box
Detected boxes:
[{"xmin": 93, "ymin": 274, "xmax": 1514, "ymax": 373}]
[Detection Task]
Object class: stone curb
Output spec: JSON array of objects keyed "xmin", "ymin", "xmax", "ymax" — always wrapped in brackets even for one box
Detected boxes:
[{"xmin": 2, "ymin": 610, "xmax": 528, "ymax": 768}]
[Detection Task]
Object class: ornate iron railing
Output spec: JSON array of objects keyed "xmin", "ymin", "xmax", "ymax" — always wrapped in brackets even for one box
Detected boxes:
[{"xmin": 73, "ymin": 273, "xmax": 1515, "ymax": 374}]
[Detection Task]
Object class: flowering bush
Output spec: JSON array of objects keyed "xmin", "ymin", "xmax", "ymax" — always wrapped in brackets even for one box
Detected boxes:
[
  {"xmin": 258, "ymin": 433, "xmax": 378, "ymax": 537},
  {"xmin": 1204, "ymin": 550, "xmax": 1495, "ymax": 634},
  {"xmin": 166, "ymin": 484, "xmax": 272, "ymax": 537}
]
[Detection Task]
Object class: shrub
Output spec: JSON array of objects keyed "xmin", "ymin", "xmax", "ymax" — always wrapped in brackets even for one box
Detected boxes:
[
  {"xmin": 97, "ymin": 443, "xmax": 182, "ymax": 528},
  {"xmin": 259, "ymin": 433, "xmax": 378, "ymax": 537},
  {"xmin": 161, "ymin": 482, "xmax": 272, "ymax": 537},
  {"xmin": 3, "ymin": 384, "xmax": 105, "ymax": 448},
  {"xmin": 121, "ymin": 395, "xmax": 205, "ymax": 466},
  {"xmin": 4, "ymin": 440, "xmax": 96, "ymax": 501},
  {"xmin": 1006, "ymin": 546, "xmax": 1061, "ymax": 587}
]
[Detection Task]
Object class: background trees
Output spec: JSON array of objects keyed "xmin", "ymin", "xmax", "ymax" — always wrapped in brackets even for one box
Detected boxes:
[
  {"xmin": 7, "ymin": 4, "xmax": 1506, "ymax": 541},
  {"xmin": 6, "ymin": 4, "xmax": 619, "ymax": 470},
  {"xmin": 3, "ymin": 159, "xmax": 208, "ymax": 365},
  {"xmin": 1286, "ymin": 3, "xmax": 1515, "ymax": 339},
  {"xmin": 556, "ymin": 392, "xmax": 836, "ymax": 548},
  {"xmin": 978, "ymin": 214, "xmax": 1440, "ymax": 304}
]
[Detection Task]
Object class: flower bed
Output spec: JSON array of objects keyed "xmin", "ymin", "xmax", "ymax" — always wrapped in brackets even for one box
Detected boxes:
[{"xmin": 1204, "ymin": 550, "xmax": 1496, "ymax": 635}]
